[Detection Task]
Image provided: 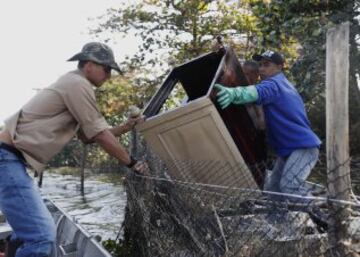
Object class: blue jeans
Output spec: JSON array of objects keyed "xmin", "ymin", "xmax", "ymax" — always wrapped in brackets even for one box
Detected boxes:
[
  {"xmin": 263, "ymin": 148, "xmax": 319, "ymax": 203},
  {"xmin": 0, "ymin": 148, "xmax": 55, "ymax": 257}
]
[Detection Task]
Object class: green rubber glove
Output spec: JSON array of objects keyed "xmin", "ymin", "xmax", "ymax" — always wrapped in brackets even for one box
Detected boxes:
[{"xmin": 214, "ymin": 83, "xmax": 259, "ymax": 109}]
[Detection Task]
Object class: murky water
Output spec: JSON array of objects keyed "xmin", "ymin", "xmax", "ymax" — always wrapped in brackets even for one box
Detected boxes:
[{"xmin": 40, "ymin": 171, "xmax": 126, "ymax": 241}]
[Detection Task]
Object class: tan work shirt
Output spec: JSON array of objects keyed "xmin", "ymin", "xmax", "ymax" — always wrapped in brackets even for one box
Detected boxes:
[{"xmin": 4, "ymin": 69, "xmax": 109, "ymax": 173}]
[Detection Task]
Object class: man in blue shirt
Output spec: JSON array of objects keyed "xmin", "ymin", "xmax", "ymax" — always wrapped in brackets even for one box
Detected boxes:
[{"xmin": 214, "ymin": 50, "xmax": 321, "ymax": 202}]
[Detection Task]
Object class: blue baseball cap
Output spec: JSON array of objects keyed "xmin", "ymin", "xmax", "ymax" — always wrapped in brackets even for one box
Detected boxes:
[{"xmin": 252, "ymin": 50, "xmax": 284, "ymax": 65}]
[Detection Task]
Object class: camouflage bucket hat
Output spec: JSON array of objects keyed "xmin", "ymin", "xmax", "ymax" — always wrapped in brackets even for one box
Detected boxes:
[{"xmin": 67, "ymin": 42, "xmax": 121, "ymax": 73}]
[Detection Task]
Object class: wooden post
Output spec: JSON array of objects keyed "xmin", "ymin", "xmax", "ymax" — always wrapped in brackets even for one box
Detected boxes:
[
  {"xmin": 80, "ymin": 144, "xmax": 88, "ymax": 196},
  {"xmin": 38, "ymin": 171, "xmax": 43, "ymax": 188},
  {"xmin": 326, "ymin": 22, "xmax": 357, "ymax": 256}
]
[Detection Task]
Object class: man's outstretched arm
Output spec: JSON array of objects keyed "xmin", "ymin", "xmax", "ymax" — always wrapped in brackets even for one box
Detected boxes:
[{"xmin": 93, "ymin": 129, "xmax": 148, "ymax": 174}]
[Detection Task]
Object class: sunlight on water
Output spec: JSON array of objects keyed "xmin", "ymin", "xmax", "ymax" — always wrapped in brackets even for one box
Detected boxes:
[{"xmin": 40, "ymin": 172, "xmax": 126, "ymax": 241}]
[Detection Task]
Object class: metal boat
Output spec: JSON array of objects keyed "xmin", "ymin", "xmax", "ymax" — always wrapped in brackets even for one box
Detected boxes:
[{"xmin": 0, "ymin": 198, "xmax": 112, "ymax": 257}]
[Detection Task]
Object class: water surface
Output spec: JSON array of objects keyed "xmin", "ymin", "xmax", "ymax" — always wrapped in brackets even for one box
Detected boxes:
[{"xmin": 40, "ymin": 171, "xmax": 126, "ymax": 241}]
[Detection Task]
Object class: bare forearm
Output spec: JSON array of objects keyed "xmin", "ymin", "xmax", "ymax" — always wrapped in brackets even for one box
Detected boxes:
[
  {"xmin": 109, "ymin": 123, "xmax": 132, "ymax": 137},
  {"xmin": 110, "ymin": 115, "xmax": 145, "ymax": 137},
  {"xmin": 94, "ymin": 129, "xmax": 131, "ymax": 165}
]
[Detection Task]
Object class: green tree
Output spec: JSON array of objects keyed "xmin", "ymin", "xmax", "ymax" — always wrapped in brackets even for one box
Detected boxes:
[
  {"xmin": 92, "ymin": 0, "xmax": 274, "ymax": 116},
  {"xmin": 96, "ymin": 73, "xmax": 146, "ymax": 122},
  {"xmin": 93, "ymin": 1, "xmax": 265, "ymax": 77}
]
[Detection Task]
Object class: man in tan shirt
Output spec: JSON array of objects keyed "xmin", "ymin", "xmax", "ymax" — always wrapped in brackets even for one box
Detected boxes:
[{"xmin": 0, "ymin": 42, "xmax": 147, "ymax": 256}]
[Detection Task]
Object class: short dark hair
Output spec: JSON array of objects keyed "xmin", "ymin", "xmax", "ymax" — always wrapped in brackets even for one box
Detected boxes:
[{"xmin": 243, "ymin": 60, "xmax": 259, "ymax": 72}]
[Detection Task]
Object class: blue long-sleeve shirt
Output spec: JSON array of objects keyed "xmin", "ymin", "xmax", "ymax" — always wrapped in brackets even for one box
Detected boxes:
[{"xmin": 255, "ymin": 72, "xmax": 321, "ymax": 157}]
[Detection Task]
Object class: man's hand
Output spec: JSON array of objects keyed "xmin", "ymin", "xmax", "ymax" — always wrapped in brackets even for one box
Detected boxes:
[
  {"xmin": 124, "ymin": 115, "xmax": 145, "ymax": 131},
  {"xmin": 214, "ymin": 83, "xmax": 259, "ymax": 109},
  {"xmin": 211, "ymin": 35, "xmax": 225, "ymax": 52},
  {"xmin": 125, "ymin": 105, "xmax": 145, "ymax": 130},
  {"xmin": 126, "ymin": 155, "xmax": 149, "ymax": 175},
  {"xmin": 214, "ymin": 83, "xmax": 237, "ymax": 109},
  {"xmin": 131, "ymin": 160, "xmax": 149, "ymax": 175}
]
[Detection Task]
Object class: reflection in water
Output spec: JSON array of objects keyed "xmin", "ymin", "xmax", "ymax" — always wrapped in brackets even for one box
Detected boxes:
[{"xmin": 40, "ymin": 172, "xmax": 126, "ymax": 241}]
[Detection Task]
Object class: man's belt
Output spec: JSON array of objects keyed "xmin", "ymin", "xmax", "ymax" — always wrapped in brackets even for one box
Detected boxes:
[{"xmin": 0, "ymin": 142, "xmax": 25, "ymax": 161}]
